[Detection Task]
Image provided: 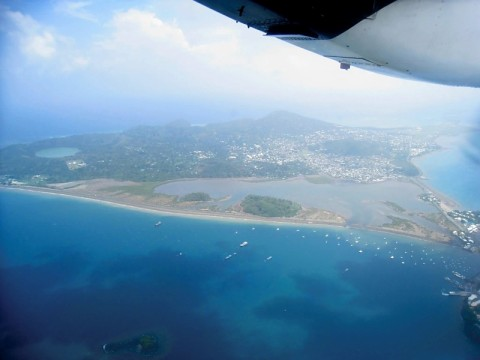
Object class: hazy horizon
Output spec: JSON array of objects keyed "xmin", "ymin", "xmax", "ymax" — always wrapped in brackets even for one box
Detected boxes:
[
  {"xmin": 1, "ymin": 108, "xmax": 477, "ymax": 149},
  {"xmin": 1, "ymin": 0, "xmax": 479, "ymax": 146}
]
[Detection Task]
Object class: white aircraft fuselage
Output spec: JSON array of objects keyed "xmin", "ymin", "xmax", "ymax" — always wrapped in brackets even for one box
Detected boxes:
[{"xmin": 195, "ymin": 0, "xmax": 480, "ymax": 87}]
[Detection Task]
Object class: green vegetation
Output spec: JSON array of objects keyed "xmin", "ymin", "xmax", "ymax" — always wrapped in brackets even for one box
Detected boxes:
[
  {"xmin": 241, "ymin": 194, "xmax": 301, "ymax": 217},
  {"xmin": 179, "ymin": 192, "xmax": 211, "ymax": 202},
  {"xmin": 0, "ymin": 112, "xmax": 438, "ymax": 184},
  {"xmin": 382, "ymin": 215, "xmax": 414, "ymax": 230},
  {"xmin": 103, "ymin": 333, "xmax": 162, "ymax": 356},
  {"xmin": 461, "ymin": 300, "xmax": 480, "ymax": 344},
  {"xmin": 384, "ymin": 201, "xmax": 406, "ymax": 213},
  {"xmin": 104, "ymin": 182, "xmax": 163, "ymax": 197}
]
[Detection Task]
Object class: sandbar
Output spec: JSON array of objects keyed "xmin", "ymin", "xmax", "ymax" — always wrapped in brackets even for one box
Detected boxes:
[{"xmin": 0, "ymin": 176, "xmax": 465, "ymax": 244}]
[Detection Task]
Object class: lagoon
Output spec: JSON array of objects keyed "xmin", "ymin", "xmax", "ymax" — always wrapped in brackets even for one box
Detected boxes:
[
  {"xmin": 155, "ymin": 177, "xmax": 436, "ymax": 227},
  {"xmin": 35, "ymin": 147, "xmax": 80, "ymax": 158}
]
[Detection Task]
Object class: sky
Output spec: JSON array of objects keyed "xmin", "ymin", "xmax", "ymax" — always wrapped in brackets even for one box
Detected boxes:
[{"xmin": 1, "ymin": 0, "xmax": 479, "ymax": 145}]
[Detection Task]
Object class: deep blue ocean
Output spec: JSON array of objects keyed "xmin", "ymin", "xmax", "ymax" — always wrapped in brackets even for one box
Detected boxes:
[{"xmin": 1, "ymin": 189, "xmax": 480, "ymax": 360}]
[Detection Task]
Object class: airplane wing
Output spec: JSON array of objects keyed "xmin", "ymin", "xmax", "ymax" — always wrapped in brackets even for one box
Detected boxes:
[{"xmin": 194, "ymin": 0, "xmax": 480, "ymax": 87}]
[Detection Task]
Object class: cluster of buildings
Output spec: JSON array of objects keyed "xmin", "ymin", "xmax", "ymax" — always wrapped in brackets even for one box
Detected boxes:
[
  {"xmin": 225, "ymin": 127, "xmax": 439, "ymax": 183},
  {"xmin": 449, "ymin": 210, "xmax": 480, "ymax": 252},
  {"xmin": 66, "ymin": 159, "xmax": 87, "ymax": 171},
  {"xmin": 418, "ymin": 193, "xmax": 479, "ymax": 252},
  {"xmin": 468, "ymin": 293, "xmax": 480, "ymax": 310},
  {"xmin": 463, "ymin": 280, "xmax": 480, "ymax": 343},
  {"xmin": 419, "ymin": 192, "xmax": 441, "ymax": 206},
  {"xmin": 465, "ymin": 292, "xmax": 480, "ymax": 344},
  {"xmin": 444, "ymin": 272, "xmax": 480, "ymax": 343}
]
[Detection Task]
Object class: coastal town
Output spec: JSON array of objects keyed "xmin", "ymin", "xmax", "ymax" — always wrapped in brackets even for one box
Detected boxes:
[
  {"xmin": 449, "ymin": 210, "xmax": 480, "ymax": 251},
  {"xmin": 225, "ymin": 125, "xmax": 438, "ymax": 183},
  {"xmin": 0, "ymin": 112, "xmax": 442, "ymax": 184},
  {"xmin": 1, "ymin": 113, "xmax": 478, "ymax": 253},
  {"xmin": 419, "ymin": 191, "xmax": 480, "ymax": 253}
]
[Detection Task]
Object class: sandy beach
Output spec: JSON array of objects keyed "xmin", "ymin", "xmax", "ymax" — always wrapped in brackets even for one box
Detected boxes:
[{"xmin": 1, "ymin": 176, "xmax": 463, "ymax": 244}]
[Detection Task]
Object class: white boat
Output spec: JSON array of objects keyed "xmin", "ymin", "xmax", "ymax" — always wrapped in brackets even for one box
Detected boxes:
[
  {"xmin": 154, "ymin": 221, "xmax": 162, "ymax": 227},
  {"xmin": 225, "ymin": 254, "xmax": 232, "ymax": 260},
  {"xmin": 240, "ymin": 241, "xmax": 248, "ymax": 247}
]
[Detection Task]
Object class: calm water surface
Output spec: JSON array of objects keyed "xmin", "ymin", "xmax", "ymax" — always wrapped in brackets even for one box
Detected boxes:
[
  {"xmin": 155, "ymin": 178, "xmax": 434, "ymax": 226},
  {"xmin": 35, "ymin": 147, "xmax": 80, "ymax": 158},
  {"xmin": 413, "ymin": 135, "xmax": 480, "ymax": 210}
]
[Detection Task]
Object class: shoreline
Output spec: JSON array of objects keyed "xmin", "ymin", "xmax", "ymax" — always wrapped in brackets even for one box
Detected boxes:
[
  {"xmin": 0, "ymin": 180, "xmax": 460, "ymax": 245},
  {"xmin": 0, "ymin": 185, "xmax": 345, "ymax": 228}
]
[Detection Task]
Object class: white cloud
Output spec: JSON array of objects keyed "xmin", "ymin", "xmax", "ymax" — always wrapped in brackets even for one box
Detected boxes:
[
  {"xmin": 62, "ymin": 55, "xmax": 90, "ymax": 72},
  {"xmin": 105, "ymin": 9, "xmax": 188, "ymax": 49},
  {"xmin": 90, "ymin": 9, "xmax": 198, "ymax": 93},
  {"xmin": 4, "ymin": 10, "xmax": 57, "ymax": 59},
  {"xmin": 87, "ymin": 7, "xmax": 424, "ymax": 106},
  {"xmin": 2, "ymin": 8, "xmax": 90, "ymax": 72},
  {"xmin": 2, "ymin": 1, "xmax": 477, "ymax": 127},
  {"xmin": 55, "ymin": 1, "xmax": 97, "ymax": 22},
  {"xmin": 24, "ymin": 31, "xmax": 57, "ymax": 58}
]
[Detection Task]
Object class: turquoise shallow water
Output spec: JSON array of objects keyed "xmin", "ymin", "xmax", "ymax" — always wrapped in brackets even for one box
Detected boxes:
[{"xmin": 1, "ymin": 189, "xmax": 480, "ymax": 359}]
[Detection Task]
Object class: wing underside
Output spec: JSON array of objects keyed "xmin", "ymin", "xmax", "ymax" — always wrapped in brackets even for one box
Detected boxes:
[
  {"xmin": 194, "ymin": 0, "xmax": 396, "ymax": 40},
  {"xmin": 195, "ymin": 0, "xmax": 480, "ymax": 87}
]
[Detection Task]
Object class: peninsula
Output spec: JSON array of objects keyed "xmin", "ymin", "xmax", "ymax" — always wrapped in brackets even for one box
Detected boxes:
[
  {"xmin": 1, "ymin": 111, "xmax": 478, "ymax": 250},
  {"xmin": 444, "ymin": 272, "xmax": 480, "ymax": 344}
]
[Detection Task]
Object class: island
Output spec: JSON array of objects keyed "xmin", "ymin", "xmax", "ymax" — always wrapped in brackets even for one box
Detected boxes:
[
  {"xmin": 102, "ymin": 333, "xmax": 162, "ymax": 356},
  {"xmin": 0, "ymin": 111, "xmax": 478, "ymax": 250},
  {"xmin": 2, "ymin": 112, "xmax": 479, "ymax": 349},
  {"xmin": 240, "ymin": 195, "xmax": 301, "ymax": 217},
  {"xmin": 0, "ymin": 111, "xmax": 442, "ymax": 184}
]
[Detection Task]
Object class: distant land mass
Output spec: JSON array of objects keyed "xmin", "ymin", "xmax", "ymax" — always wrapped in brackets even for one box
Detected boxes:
[
  {"xmin": 0, "ymin": 111, "xmax": 449, "ymax": 185},
  {"xmin": 1, "ymin": 111, "xmax": 478, "ymax": 254}
]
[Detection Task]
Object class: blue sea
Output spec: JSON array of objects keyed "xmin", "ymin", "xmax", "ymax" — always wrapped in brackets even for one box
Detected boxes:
[
  {"xmin": 1, "ymin": 188, "xmax": 480, "ymax": 360},
  {"xmin": 413, "ymin": 135, "xmax": 480, "ymax": 210}
]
